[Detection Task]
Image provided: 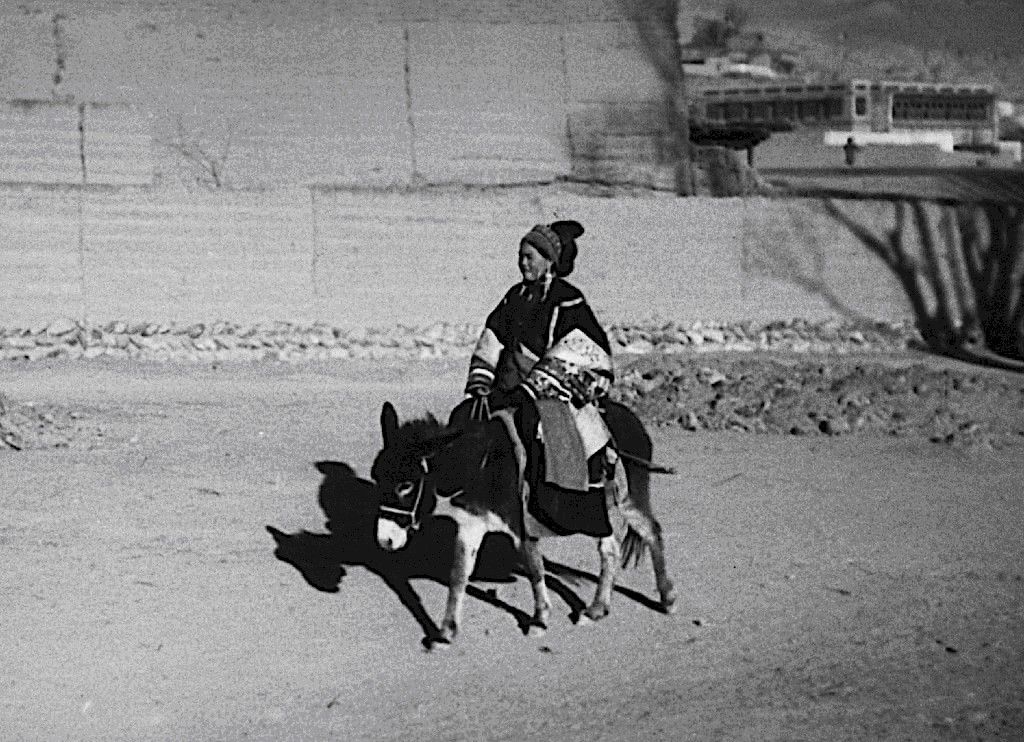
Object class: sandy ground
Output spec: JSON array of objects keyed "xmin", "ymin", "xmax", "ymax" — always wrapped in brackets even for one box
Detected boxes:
[{"xmin": 1, "ymin": 354, "xmax": 1023, "ymax": 742}]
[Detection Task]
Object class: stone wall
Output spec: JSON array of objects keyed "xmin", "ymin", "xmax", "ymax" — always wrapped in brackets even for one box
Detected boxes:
[{"xmin": 0, "ymin": 316, "xmax": 918, "ymax": 364}]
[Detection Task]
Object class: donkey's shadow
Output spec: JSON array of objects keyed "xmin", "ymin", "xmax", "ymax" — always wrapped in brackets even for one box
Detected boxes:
[{"xmin": 266, "ymin": 460, "xmax": 660, "ymax": 646}]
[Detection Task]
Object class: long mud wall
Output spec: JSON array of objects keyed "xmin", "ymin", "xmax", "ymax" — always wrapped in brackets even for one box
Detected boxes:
[
  {"xmin": 0, "ymin": 0, "xmax": 928, "ymax": 337},
  {"xmin": 0, "ymin": 0, "xmax": 688, "ymax": 190},
  {"xmin": 1, "ymin": 184, "xmax": 915, "ymax": 329}
]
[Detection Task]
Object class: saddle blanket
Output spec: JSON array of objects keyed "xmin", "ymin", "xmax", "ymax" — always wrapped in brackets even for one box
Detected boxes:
[
  {"xmin": 534, "ymin": 398, "xmax": 588, "ymax": 492},
  {"xmin": 493, "ymin": 407, "xmax": 613, "ymax": 538},
  {"xmin": 527, "ymin": 482, "xmax": 613, "ymax": 538}
]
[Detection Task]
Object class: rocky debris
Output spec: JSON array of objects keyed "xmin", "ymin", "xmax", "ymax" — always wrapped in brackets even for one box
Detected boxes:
[
  {"xmin": 2, "ymin": 317, "xmax": 1017, "ymax": 449},
  {"xmin": 611, "ymin": 355, "xmax": 1024, "ymax": 449},
  {"xmin": 2, "ymin": 318, "xmax": 1020, "ymax": 451},
  {"xmin": 0, "ymin": 393, "xmax": 92, "ymax": 450},
  {"xmin": 0, "ymin": 317, "xmax": 919, "ymax": 364}
]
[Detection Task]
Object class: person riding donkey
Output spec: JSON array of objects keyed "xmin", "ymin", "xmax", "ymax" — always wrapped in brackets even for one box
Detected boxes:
[{"xmin": 463, "ymin": 220, "xmax": 619, "ymax": 536}]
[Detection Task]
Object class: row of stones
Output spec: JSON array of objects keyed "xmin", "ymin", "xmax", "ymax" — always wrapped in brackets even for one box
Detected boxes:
[{"xmin": 0, "ymin": 318, "xmax": 919, "ymax": 363}]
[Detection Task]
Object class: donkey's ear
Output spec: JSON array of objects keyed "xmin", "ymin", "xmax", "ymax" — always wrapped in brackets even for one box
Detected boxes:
[{"xmin": 380, "ymin": 402, "xmax": 399, "ymax": 445}]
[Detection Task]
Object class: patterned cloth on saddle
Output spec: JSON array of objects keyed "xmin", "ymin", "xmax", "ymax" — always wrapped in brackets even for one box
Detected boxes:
[{"xmin": 527, "ymin": 399, "xmax": 612, "ymax": 538}]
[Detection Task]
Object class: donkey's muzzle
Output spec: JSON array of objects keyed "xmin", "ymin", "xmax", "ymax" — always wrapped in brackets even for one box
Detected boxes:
[{"xmin": 376, "ymin": 518, "xmax": 410, "ymax": 552}]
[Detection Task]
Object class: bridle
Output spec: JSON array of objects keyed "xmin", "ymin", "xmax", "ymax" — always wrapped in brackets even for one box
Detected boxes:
[
  {"xmin": 376, "ymin": 406, "xmax": 484, "ymax": 538},
  {"xmin": 377, "ymin": 458, "xmax": 432, "ymax": 533},
  {"xmin": 376, "ymin": 447, "xmax": 472, "ymax": 536}
]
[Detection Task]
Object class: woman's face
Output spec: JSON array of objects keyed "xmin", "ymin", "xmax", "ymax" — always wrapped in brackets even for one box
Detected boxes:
[{"xmin": 519, "ymin": 241, "xmax": 553, "ymax": 283}]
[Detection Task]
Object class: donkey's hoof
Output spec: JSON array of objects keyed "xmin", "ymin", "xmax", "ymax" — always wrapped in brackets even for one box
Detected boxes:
[
  {"xmin": 582, "ymin": 604, "xmax": 610, "ymax": 623},
  {"xmin": 526, "ymin": 622, "xmax": 548, "ymax": 639},
  {"xmin": 424, "ymin": 636, "xmax": 452, "ymax": 652},
  {"xmin": 661, "ymin": 592, "xmax": 679, "ymax": 615},
  {"xmin": 429, "ymin": 624, "xmax": 457, "ymax": 649}
]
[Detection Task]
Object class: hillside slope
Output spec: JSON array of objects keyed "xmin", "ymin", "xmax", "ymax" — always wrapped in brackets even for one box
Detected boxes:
[{"xmin": 690, "ymin": 0, "xmax": 1024, "ymax": 98}]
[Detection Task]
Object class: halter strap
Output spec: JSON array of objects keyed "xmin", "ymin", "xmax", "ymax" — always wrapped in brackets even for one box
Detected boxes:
[
  {"xmin": 376, "ymin": 457, "xmax": 465, "ymax": 533},
  {"xmin": 377, "ymin": 458, "xmax": 429, "ymax": 531}
]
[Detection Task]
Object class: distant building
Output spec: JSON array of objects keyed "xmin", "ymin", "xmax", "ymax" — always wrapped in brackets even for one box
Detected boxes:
[
  {"xmin": 682, "ymin": 51, "xmax": 777, "ymax": 80},
  {"xmin": 721, "ymin": 62, "xmax": 778, "ymax": 80},
  {"xmin": 681, "ymin": 54, "xmax": 731, "ymax": 78},
  {"xmin": 690, "ymin": 79, "xmax": 1002, "ymax": 154}
]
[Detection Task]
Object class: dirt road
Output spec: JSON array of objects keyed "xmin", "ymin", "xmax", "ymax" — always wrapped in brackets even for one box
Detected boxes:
[{"xmin": 2, "ymin": 355, "xmax": 1022, "ymax": 741}]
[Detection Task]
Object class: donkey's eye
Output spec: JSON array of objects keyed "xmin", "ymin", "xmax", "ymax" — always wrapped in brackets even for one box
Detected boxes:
[{"xmin": 394, "ymin": 481, "xmax": 415, "ymax": 497}]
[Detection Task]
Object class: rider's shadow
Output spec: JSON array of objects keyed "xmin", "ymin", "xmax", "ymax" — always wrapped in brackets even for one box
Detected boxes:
[{"xmin": 266, "ymin": 460, "xmax": 654, "ymax": 645}]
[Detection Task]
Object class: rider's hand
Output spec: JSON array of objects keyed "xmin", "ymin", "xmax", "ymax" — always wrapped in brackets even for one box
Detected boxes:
[{"xmin": 465, "ymin": 370, "xmax": 492, "ymax": 398}]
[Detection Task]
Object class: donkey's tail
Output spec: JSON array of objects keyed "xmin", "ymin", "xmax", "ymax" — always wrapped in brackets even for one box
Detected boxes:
[{"xmin": 619, "ymin": 525, "xmax": 649, "ymax": 569}]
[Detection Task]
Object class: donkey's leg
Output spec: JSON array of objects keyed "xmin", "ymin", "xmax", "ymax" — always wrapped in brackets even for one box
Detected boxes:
[
  {"xmin": 616, "ymin": 458, "xmax": 678, "ymax": 614},
  {"xmin": 437, "ymin": 521, "xmax": 487, "ymax": 645},
  {"xmin": 646, "ymin": 522, "xmax": 678, "ymax": 614},
  {"xmin": 580, "ymin": 535, "xmax": 619, "ymax": 622},
  {"xmin": 621, "ymin": 508, "xmax": 678, "ymax": 614},
  {"xmin": 520, "ymin": 536, "xmax": 551, "ymax": 637}
]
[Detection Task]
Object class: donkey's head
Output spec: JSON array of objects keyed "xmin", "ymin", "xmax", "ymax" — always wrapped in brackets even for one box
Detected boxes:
[{"xmin": 371, "ymin": 402, "xmax": 464, "ymax": 552}]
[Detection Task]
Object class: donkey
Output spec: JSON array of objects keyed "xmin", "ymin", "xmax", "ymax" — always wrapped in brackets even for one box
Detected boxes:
[{"xmin": 371, "ymin": 399, "xmax": 677, "ymax": 647}]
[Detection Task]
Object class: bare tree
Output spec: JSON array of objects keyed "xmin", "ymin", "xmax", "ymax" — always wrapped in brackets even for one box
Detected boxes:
[
  {"xmin": 722, "ymin": 3, "xmax": 750, "ymax": 42},
  {"xmin": 620, "ymin": 0, "xmax": 695, "ymax": 196},
  {"xmin": 167, "ymin": 118, "xmax": 235, "ymax": 189},
  {"xmin": 822, "ymin": 198, "xmax": 1024, "ymax": 371},
  {"xmin": 745, "ymin": 201, "xmax": 877, "ymax": 324},
  {"xmin": 691, "ymin": 3, "xmax": 749, "ymax": 53}
]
